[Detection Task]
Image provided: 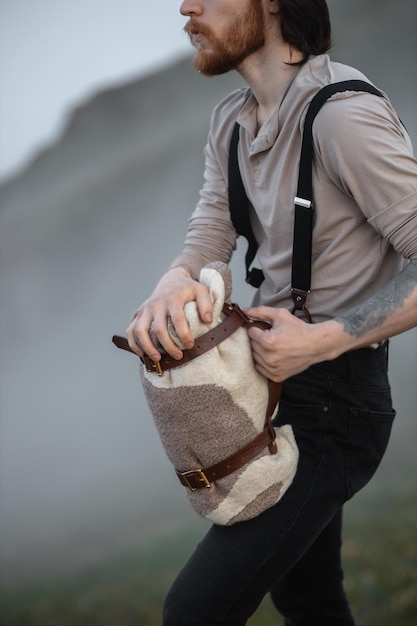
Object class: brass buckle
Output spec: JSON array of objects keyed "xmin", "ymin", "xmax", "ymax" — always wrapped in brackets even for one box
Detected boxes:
[
  {"xmin": 143, "ymin": 355, "xmax": 163, "ymax": 376},
  {"xmin": 180, "ymin": 469, "xmax": 211, "ymax": 491},
  {"xmin": 152, "ymin": 360, "xmax": 163, "ymax": 376}
]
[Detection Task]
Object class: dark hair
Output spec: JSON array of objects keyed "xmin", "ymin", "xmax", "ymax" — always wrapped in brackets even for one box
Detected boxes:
[{"xmin": 278, "ymin": 0, "xmax": 332, "ymax": 62}]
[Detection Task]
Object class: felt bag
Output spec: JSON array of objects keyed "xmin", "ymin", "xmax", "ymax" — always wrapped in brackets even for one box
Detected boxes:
[{"xmin": 113, "ymin": 262, "xmax": 298, "ymax": 525}]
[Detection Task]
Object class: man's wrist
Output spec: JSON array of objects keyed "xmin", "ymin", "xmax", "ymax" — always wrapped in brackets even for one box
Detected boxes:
[
  {"xmin": 168, "ymin": 263, "xmax": 194, "ymax": 278},
  {"xmin": 311, "ymin": 319, "xmax": 357, "ymax": 362}
]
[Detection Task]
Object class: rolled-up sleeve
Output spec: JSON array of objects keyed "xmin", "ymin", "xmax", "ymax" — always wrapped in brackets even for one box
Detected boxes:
[{"xmin": 314, "ymin": 92, "xmax": 417, "ymax": 259}]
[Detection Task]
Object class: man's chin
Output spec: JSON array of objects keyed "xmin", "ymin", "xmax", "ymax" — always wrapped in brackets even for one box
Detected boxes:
[{"xmin": 193, "ymin": 52, "xmax": 236, "ymax": 77}]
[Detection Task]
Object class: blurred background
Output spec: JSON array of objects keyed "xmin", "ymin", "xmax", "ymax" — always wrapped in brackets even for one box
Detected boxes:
[{"xmin": 0, "ymin": 1, "xmax": 416, "ymax": 624}]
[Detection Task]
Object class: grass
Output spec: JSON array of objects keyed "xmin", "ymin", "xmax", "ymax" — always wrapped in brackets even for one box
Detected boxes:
[
  {"xmin": 342, "ymin": 485, "xmax": 417, "ymax": 626},
  {"xmin": 0, "ymin": 485, "xmax": 415, "ymax": 626}
]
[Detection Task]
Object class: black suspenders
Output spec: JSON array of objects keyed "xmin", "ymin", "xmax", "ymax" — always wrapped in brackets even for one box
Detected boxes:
[{"xmin": 228, "ymin": 80, "xmax": 384, "ymax": 320}]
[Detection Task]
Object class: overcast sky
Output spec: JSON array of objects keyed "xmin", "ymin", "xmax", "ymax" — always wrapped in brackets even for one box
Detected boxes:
[{"xmin": 0, "ymin": 0, "xmax": 191, "ymax": 182}]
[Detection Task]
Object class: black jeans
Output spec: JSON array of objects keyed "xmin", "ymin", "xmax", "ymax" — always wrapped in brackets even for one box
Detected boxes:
[{"xmin": 163, "ymin": 343, "xmax": 395, "ymax": 626}]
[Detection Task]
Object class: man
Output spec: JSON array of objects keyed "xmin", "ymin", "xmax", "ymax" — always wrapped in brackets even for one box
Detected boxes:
[{"xmin": 127, "ymin": 1, "xmax": 417, "ymax": 624}]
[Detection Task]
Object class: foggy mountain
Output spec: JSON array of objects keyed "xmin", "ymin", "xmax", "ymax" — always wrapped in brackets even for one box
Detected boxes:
[{"xmin": 1, "ymin": 0, "xmax": 416, "ymax": 584}]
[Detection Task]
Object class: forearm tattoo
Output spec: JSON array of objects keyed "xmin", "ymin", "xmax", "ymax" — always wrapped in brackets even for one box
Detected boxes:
[{"xmin": 337, "ymin": 258, "xmax": 417, "ymax": 338}]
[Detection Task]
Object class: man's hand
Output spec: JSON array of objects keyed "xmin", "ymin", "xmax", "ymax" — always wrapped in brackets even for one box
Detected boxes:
[
  {"xmin": 245, "ymin": 306, "xmax": 343, "ymax": 382},
  {"xmin": 247, "ymin": 257, "xmax": 417, "ymax": 382},
  {"xmin": 126, "ymin": 267, "xmax": 213, "ymax": 362}
]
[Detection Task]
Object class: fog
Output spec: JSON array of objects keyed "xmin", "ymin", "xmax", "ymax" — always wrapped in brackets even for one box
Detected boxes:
[
  {"xmin": 0, "ymin": 0, "xmax": 416, "ymax": 586},
  {"xmin": 0, "ymin": 0, "xmax": 190, "ymax": 181}
]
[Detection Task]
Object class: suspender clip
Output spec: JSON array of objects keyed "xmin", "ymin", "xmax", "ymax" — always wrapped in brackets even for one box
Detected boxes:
[{"xmin": 294, "ymin": 196, "xmax": 313, "ymax": 209}]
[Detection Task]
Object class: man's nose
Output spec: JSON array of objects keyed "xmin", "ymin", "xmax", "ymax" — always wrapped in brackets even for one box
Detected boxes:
[{"xmin": 180, "ymin": 0, "xmax": 203, "ymax": 17}]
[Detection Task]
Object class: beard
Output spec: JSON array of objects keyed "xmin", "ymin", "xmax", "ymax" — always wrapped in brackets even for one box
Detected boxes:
[{"xmin": 184, "ymin": 2, "xmax": 265, "ymax": 76}]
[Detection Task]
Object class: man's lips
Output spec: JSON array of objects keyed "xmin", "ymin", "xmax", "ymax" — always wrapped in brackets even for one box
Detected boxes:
[
  {"xmin": 184, "ymin": 21, "xmax": 207, "ymax": 44},
  {"xmin": 191, "ymin": 31, "xmax": 205, "ymax": 43}
]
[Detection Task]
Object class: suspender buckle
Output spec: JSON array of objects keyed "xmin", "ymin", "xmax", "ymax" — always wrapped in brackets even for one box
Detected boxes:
[{"xmin": 291, "ymin": 288, "xmax": 313, "ymax": 324}]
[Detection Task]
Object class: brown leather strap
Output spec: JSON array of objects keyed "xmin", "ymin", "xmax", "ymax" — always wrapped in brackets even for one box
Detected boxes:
[
  {"xmin": 176, "ymin": 421, "xmax": 277, "ymax": 491},
  {"xmin": 112, "ymin": 303, "xmax": 270, "ymax": 375},
  {"xmin": 177, "ymin": 376, "xmax": 282, "ymax": 491},
  {"xmin": 141, "ymin": 303, "xmax": 255, "ymax": 374},
  {"xmin": 266, "ymin": 379, "xmax": 282, "ymax": 452}
]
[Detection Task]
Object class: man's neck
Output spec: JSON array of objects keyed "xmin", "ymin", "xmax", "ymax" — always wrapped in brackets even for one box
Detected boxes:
[{"xmin": 237, "ymin": 42, "xmax": 303, "ymax": 127}]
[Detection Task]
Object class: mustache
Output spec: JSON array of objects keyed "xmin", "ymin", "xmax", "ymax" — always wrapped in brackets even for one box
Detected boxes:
[
  {"xmin": 183, "ymin": 19, "xmax": 208, "ymax": 38},
  {"xmin": 183, "ymin": 19, "xmax": 211, "ymax": 49}
]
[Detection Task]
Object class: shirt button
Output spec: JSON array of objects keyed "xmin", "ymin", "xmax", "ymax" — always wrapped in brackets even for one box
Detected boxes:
[{"xmin": 253, "ymin": 157, "xmax": 260, "ymax": 166}]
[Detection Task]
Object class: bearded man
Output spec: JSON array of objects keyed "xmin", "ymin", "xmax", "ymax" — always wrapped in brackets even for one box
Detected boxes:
[{"xmin": 126, "ymin": 1, "xmax": 417, "ymax": 624}]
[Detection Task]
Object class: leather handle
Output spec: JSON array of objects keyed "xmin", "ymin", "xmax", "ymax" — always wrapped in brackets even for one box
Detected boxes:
[{"xmin": 112, "ymin": 302, "xmax": 271, "ymax": 372}]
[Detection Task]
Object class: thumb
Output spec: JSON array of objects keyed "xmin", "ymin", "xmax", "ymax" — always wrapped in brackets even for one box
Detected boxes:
[{"xmin": 244, "ymin": 305, "xmax": 276, "ymax": 324}]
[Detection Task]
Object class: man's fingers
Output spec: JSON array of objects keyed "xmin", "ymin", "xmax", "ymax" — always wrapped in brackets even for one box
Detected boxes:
[
  {"xmin": 128, "ymin": 306, "xmax": 188, "ymax": 362},
  {"xmin": 169, "ymin": 307, "xmax": 195, "ymax": 350},
  {"xmin": 167, "ymin": 283, "xmax": 213, "ymax": 349},
  {"xmin": 125, "ymin": 274, "xmax": 212, "ymax": 361},
  {"xmin": 150, "ymin": 314, "xmax": 184, "ymax": 360},
  {"xmin": 195, "ymin": 287, "xmax": 213, "ymax": 324},
  {"xmin": 126, "ymin": 310, "xmax": 150, "ymax": 357}
]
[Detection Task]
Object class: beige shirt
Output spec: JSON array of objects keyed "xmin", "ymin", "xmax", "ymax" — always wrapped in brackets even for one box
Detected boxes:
[{"xmin": 178, "ymin": 55, "xmax": 417, "ymax": 321}]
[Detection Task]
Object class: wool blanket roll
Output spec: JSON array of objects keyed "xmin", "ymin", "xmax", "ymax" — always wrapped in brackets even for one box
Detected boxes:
[{"xmin": 140, "ymin": 262, "xmax": 298, "ymax": 525}]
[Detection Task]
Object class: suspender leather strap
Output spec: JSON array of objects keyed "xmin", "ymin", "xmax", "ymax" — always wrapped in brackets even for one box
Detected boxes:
[{"xmin": 228, "ymin": 80, "xmax": 385, "ymax": 316}]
